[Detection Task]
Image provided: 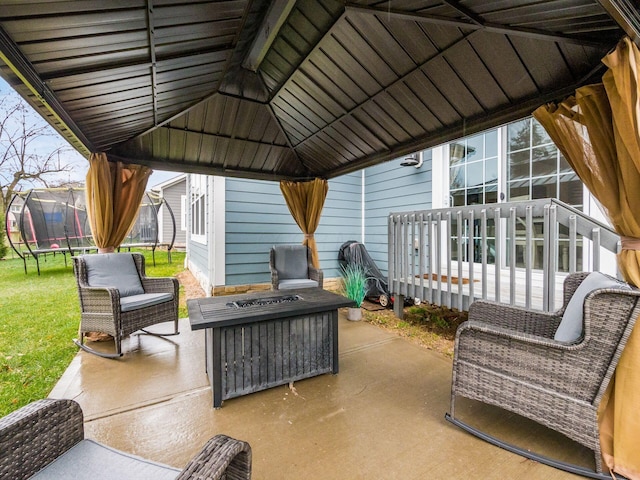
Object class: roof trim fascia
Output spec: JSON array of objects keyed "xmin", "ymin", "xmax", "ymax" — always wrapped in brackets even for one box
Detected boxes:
[
  {"xmin": 0, "ymin": 25, "xmax": 94, "ymax": 154},
  {"xmin": 108, "ymin": 154, "xmax": 313, "ymax": 182},
  {"xmin": 597, "ymin": 0, "xmax": 640, "ymax": 44}
]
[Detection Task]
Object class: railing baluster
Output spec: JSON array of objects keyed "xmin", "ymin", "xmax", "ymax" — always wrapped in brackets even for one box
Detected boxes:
[
  {"xmin": 403, "ymin": 215, "xmax": 410, "ymax": 298},
  {"xmin": 509, "ymin": 207, "xmax": 517, "ymax": 306},
  {"xmin": 410, "ymin": 214, "xmax": 416, "ymax": 301},
  {"xmin": 494, "ymin": 207, "xmax": 501, "ymax": 304},
  {"xmin": 467, "ymin": 210, "xmax": 474, "ymax": 303},
  {"xmin": 457, "ymin": 210, "xmax": 463, "ymax": 311},
  {"xmin": 418, "ymin": 213, "xmax": 425, "ymax": 304},
  {"xmin": 481, "ymin": 209, "xmax": 488, "ymax": 301},
  {"xmin": 427, "ymin": 213, "xmax": 433, "ymax": 304},
  {"xmin": 436, "ymin": 212, "xmax": 442, "ymax": 305},
  {"xmin": 547, "ymin": 205, "xmax": 558, "ymax": 311},
  {"xmin": 446, "ymin": 211, "xmax": 452, "ymax": 308},
  {"xmin": 395, "ymin": 215, "xmax": 402, "ymax": 296},
  {"xmin": 388, "ymin": 215, "xmax": 395, "ymax": 295},
  {"xmin": 592, "ymin": 227, "xmax": 601, "ymax": 271},
  {"xmin": 525, "ymin": 205, "xmax": 533, "ymax": 309},
  {"xmin": 569, "ymin": 215, "xmax": 577, "ymax": 273}
]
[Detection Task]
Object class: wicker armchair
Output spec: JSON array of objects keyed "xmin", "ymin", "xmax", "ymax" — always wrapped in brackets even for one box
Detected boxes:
[
  {"xmin": 0, "ymin": 398, "xmax": 251, "ymax": 480},
  {"xmin": 447, "ymin": 272, "xmax": 640, "ymax": 477},
  {"xmin": 269, "ymin": 244, "xmax": 323, "ymax": 290},
  {"xmin": 72, "ymin": 253, "xmax": 179, "ymax": 358}
]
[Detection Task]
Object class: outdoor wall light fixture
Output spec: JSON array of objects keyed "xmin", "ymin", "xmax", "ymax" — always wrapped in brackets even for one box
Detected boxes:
[
  {"xmin": 242, "ymin": 0, "xmax": 297, "ymax": 72},
  {"xmin": 400, "ymin": 152, "xmax": 423, "ymax": 168}
]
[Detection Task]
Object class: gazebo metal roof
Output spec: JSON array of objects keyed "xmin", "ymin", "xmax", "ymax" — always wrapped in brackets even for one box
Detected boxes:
[{"xmin": 0, "ymin": 1, "xmax": 637, "ymax": 181}]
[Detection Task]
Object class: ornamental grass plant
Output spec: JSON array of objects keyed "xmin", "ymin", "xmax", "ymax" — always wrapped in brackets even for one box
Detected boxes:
[
  {"xmin": 341, "ymin": 263, "xmax": 367, "ymax": 308},
  {"xmin": 0, "ymin": 250, "xmax": 186, "ymax": 417}
]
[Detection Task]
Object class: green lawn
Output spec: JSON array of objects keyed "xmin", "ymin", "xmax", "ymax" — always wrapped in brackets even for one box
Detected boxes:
[{"xmin": 0, "ymin": 250, "xmax": 187, "ymax": 417}]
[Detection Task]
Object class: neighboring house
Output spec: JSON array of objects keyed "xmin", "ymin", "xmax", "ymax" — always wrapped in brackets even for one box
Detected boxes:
[
  {"xmin": 6, "ymin": 198, "xmax": 23, "ymax": 245},
  {"xmin": 151, "ymin": 174, "xmax": 187, "ymax": 249},
  {"xmin": 187, "ymin": 116, "xmax": 614, "ymax": 296}
]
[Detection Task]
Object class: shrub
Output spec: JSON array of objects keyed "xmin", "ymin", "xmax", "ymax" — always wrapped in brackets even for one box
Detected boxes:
[{"xmin": 0, "ymin": 214, "xmax": 8, "ymax": 259}]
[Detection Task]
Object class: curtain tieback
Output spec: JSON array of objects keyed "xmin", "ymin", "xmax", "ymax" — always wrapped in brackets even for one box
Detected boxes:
[
  {"xmin": 304, "ymin": 233, "xmax": 314, "ymax": 240},
  {"xmin": 621, "ymin": 236, "xmax": 640, "ymax": 251}
]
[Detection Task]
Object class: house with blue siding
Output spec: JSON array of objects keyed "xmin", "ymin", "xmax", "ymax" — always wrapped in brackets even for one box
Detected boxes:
[
  {"xmin": 186, "ymin": 116, "xmax": 613, "ymax": 296},
  {"xmin": 186, "ymin": 172, "xmax": 360, "ymax": 294}
]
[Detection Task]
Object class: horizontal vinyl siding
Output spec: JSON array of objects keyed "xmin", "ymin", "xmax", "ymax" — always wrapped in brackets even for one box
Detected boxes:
[
  {"xmin": 188, "ymin": 237, "xmax": 208, "ymax": 278},
  {"xmin": 365, "ymin": 153, "xmax": 433, "ymax": 276},
  {"xmin": 162, "ymin": 181, "xmax": 186, "ymax": 245},
  {"xmin": 225, "ymin": 178, "xmax": 296, "ymax": 286},
  {"xmin": 225, "ymin": 174, "xmax": 362, "ymax": 286},
  {"xmin": 316, "ymin": 173, "xmax": 362, "ymax": 279}
]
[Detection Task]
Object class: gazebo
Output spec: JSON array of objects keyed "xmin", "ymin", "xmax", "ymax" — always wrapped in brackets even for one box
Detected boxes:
[{"xmin": 1, "ymin": 2, "xmax": 640, "ymax": 478}]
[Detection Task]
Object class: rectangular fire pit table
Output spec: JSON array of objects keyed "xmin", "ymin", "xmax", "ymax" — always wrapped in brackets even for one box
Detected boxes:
[{"xmin": 188, "ymin": 288, "xmax": 355, "ymax": 407}]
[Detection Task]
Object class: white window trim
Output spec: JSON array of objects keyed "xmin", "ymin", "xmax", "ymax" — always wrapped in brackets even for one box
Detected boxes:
[
  {"xmin": 180, "ymin": 194, "xmax": 187, "ymax": 231},
  {"xmin": 190, "ymin": 174, "xmax": 207, "ymax": 244}
]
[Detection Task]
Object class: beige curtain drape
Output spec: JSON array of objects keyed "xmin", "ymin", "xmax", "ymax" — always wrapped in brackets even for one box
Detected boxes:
[
  {"xmin": 86, "ymin": 153, "xmax": 152, "ymax": 253},
  {"xmin": 534, "ymin": 37, "xmax": 640, "ymax": 479},
  {"xmin": 279, "ymin": 178, "xmax": 329, "ymax": 268}
]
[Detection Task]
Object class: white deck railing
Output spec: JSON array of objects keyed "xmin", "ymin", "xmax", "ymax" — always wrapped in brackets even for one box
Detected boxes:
[{"xmin": 388, "ymin": 198, "xmax": 620, "ymax": 312}]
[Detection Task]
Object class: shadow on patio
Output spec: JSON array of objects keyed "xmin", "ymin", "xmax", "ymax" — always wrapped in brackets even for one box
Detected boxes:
[{"xmin": 50, "ymin": 314, "xmax": 592, "ymax": 479}]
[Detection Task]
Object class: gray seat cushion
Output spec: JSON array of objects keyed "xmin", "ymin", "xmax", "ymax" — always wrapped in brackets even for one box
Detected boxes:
[
  {"xmin": 278, "ymin": 279, "xmax": 319, "ymax": 290},
  {"xmin": 274, "ymin": 245, "xmax": 309, "ymax": 280},
  {"xmin": 30, "ymin": 439, "xmax": 180, "ymax": 480},
  {"xmin": 555, "ymin": 272, "xmax": 631, "ymax": 343},
  {"xmin": 84, "ymin": 254, "xmax": 144, "ymax": 297},
  {"xmin": 120, "ymin": 293, "xmax": 174, "ymax": 312}
]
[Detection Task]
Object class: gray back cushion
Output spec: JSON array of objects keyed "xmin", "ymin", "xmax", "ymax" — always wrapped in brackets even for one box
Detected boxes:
[
  {"xmin": 274, "ymin": 245, "xmax": 309, "ymax": 280},
  {"xmin": 83, "ymin": 253, "xmax": 145, "ymax": 297},
  {"xmin": 555, "ymin": 272, "xmax": 630, "ymax": 343}
]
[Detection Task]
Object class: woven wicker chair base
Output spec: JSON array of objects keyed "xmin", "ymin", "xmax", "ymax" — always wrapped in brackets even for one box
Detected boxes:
[{"xmin": 74, "ymin": 325, "xmax": 180, "ymax": 359}]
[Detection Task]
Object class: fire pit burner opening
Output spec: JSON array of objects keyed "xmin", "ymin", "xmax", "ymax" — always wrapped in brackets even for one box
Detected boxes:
[{"xmin": 227, "ymin": 294, "xmax": 302, "ymax": 308}]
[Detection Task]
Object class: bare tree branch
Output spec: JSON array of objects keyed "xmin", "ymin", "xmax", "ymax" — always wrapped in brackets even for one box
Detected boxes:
[{"xmin": 0, "ymin": 95, "xmax": 75, "ymax": 213}]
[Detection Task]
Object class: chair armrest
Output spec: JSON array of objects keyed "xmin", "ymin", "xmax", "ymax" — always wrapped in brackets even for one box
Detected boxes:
[
  {"xmin": 309, "ymin": 267, "xmax": 323, "ymax": 288},
  {"xmin": 176, "ymin": 434, "xmax": 251, "ymax": 480},
  {"xmin": 0, "ymin": 399, "xmax": 84, "ymax": 480},
  {"xmin": 457, "ymin": 320, "xmax": 578, "ymax": 350},
  {"xmin": 77, "ymin": 286, "xmax": 121, "ymax": 313},
  {"xmin": 270, "ymin": 268, "xmax": 279, "ymax": 290},
  {"xmin": 468, "ymin": 300, "xmax": 561, "ymax": 338},
  {"xmin": 141, "ymin": 276, "xmax": 179, "ymax": 296}
]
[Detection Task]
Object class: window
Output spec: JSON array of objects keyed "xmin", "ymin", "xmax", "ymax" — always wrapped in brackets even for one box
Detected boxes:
[
  {"xmin": 190, "ymin": 175, "xmax": 207, "ymax": 244},
  {"xmin": 449, "ymin": 131, "xmax": 499, "ymax": 264},
  {"xmin": 449, "ymin": 130, "xmax": 499, "ymax": 207},
  {"xmin": 507, "ymin": 117, "xmax": 581, "ymax": 206},
  {"xmin": 506, "ymin": 117, "xmax": 583, "ymax": 271}
]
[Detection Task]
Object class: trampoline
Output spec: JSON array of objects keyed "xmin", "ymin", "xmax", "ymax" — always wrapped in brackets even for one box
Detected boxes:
[
  {"xmin": 5, "ymin": 188, "xmax": 175, "ymax": 274},
  {"xmin": 119, "ymin": 191, "xmax": 176, "ymax": 266},
  {"xmin": 5, "ymin": 188, "xmax": 93, "ymax": 274}
]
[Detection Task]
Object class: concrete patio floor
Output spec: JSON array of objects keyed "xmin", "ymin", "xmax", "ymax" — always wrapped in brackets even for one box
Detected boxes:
[{"xmin": 49, "ymin": 313, "xmax": 594, "ymax": 479}]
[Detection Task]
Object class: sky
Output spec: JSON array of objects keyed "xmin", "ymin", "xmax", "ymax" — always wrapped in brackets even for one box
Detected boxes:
[{"xmin": 0, "ymin": 77, "xmax": 180, "ymax": 190}]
